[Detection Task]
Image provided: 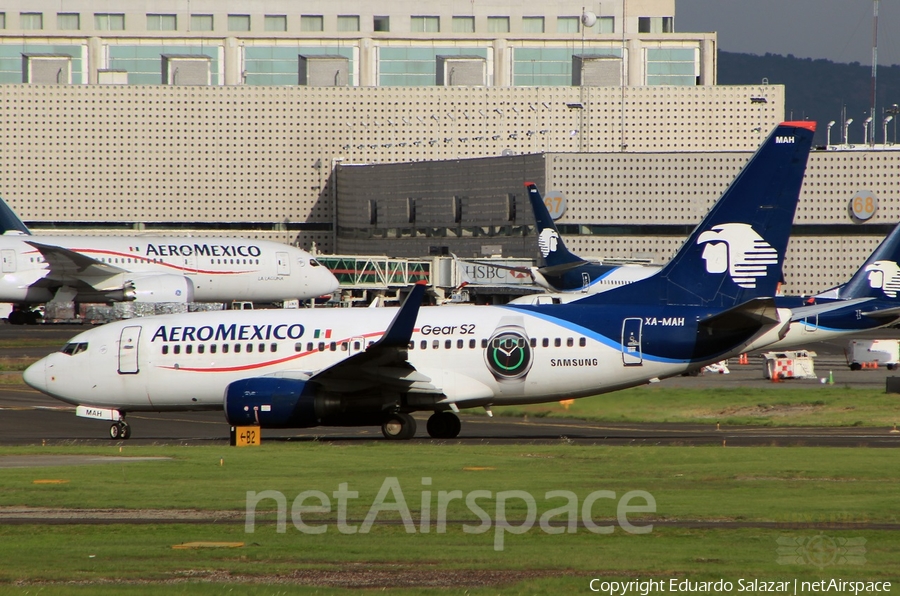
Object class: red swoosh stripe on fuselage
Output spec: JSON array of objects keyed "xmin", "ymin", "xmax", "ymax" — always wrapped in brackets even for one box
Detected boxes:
[
  {"xmin": 156, "ymin": 329, "xmax": 409, "ymax": 373},
  {"xmin": 24, "ymin": 248, "xmax": 256, "ymax": 276}
]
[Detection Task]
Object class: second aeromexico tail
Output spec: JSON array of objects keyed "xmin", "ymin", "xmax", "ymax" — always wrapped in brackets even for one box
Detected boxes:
[
  {"xmin": 524, "ymin": 184, "xmax": 659, "ymax": 293},
  {"xmin": 0, "ymin": 201, "xmax": 339, "ymax": 323},
  {"xmin": 23, "ymin": 122, "xmax": 815, "ymax": 440}
]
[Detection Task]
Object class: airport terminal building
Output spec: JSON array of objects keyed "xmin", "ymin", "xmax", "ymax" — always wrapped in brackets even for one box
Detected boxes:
[{"xmin": 0, "ymin": 0, "xmax": 897, "ymax": 296}]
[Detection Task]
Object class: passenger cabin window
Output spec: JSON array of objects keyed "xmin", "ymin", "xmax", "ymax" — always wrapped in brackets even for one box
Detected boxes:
[
  {"xmin": 222, "ymin": 344, "xmax": 229, "ymax": 354},
  {"xmin": 567, "ymin": 338, "xmax": 574, "ymax": 347},
  {"xmin": 173, "ymin": 345, "xmax": 181, "ymax": 355},
  {"xmin": 542, "ymin": 338, "xmax": 549, "ymax": 348},
  {"xmin": 210, "ymin": 344, "xmax": 217, "ymax": 354},
  {"xmin": 579, "ymin": 337, "xmax": 586, "ymax": 347},
  {"xmin": 554, "ymin": 338, "xmax": 561, "ymax": 347},
  {"xmin": 161, "ymin": 345, "xmax": 169, "ymax": 355}
]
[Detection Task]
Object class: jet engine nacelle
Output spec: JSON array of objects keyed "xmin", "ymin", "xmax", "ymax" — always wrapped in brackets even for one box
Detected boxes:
[
  {"xmin": 224, "ymin": 377, "xmax": 391, "ymax": 429},
  {"xmin": 125, "ymin": 274, "xmax": 195, "ymax": 303},
  {"xmin": 225, "ymin": 377, "xmax": 320, "ymax": 428}
]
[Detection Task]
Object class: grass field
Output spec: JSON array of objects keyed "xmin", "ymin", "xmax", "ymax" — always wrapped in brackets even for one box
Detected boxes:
[
  {"xmin": 1, "ymin": 443, "xmax": 898, "ymax": 594},
  {"xmin": 494, "ymin": 386, "xmax": 900, "ymax": 427}
]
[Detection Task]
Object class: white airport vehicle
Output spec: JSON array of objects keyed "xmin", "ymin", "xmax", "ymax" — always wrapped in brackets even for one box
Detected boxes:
[{"xmin": 845, "ymin": 339, "xmax": 900, "ymax": 371}]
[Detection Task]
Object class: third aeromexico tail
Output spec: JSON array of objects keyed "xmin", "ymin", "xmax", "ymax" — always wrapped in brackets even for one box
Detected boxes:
[
  {"xmin": 0, "ymin": 199, "xmax": 338, "ymax": 323},
  {"xmin": 770, "ymin": 220, "xmax": 900, "ymax": 349},
  {"xmin": 23, "ymin": 122, "xmax": 815, "ymax": 440}
]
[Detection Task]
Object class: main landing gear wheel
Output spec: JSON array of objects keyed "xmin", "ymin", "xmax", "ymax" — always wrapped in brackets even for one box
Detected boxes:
[
  {"xmin": 426, "ymin": 412, "xmax": 461, "ymax": 439},
  {"xmin": 381, "ymin": 413, "xmax": 417, "ymax": 440},
  {"xmin": 109, "ymin": 421, "xmax": 131, "ymax": 440}
]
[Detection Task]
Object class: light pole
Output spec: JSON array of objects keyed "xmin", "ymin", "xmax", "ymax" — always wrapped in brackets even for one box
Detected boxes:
[
  {"xmin": 887, "ymin": 104, "xmax": 900, "ymax": 144},
  {"xmin": 884, "ymin": 116, "xmax": 893, "ymax": 145},
  {"xmin": 863, "ymin": 116, "xmax": 873, "ymax": 145},
  {"xmin": 826, "ymin": 120, "xmax": 836, "ymax": 149},
  {"xmin": 843, "ymin": 118, "xmax": 853, "ymax": 145}
]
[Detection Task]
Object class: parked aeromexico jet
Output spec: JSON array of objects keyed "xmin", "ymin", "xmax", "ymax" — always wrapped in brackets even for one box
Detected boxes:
[
  {"xmin": 769, "ymin": 220, "xmax": 900, "ymax": 349},
  {"xmin": 0, "ymin": 200, "xmax": 339, "ymax": 324},
  {"xmin": 524, "ymin": 184, "xmax": 660, "ymax": 293},
  {"xmin": 23, "ymin": 122, "xmax": 814, "ymax": 440},
  {"xmin": 469, "ymin": 185, "xmax": 659, "ymax": 295}
]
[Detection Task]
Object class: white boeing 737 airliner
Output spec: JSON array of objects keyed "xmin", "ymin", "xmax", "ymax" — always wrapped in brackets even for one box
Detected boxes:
[
  {"xmin": 23, "ymin": 122, "xmax": 815, "ymax": 440},
  {"xmin": 0, "ymin": 200, "xmax": 339, "ymax": 323}
]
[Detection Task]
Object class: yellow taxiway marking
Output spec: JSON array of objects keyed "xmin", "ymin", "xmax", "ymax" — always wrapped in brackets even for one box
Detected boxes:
[{"xmin": 33, "ymin": 479, "xmax": 69, "ymax": 484}]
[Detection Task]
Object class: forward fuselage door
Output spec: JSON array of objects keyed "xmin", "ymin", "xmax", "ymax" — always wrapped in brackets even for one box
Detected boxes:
[
  {"xmin": 1, "ymin": 249, "xmax": 16, "ymax": 273},
  {"xmin": 581, "ymin": 272, "xmax": 590, "ymax": 293},
  {"xmin": 118, "ymin": 325, "xmax": 141, "ymax": 374},
  {"xmin": 276, "ymin": 252, "xmax": 291, "ymax": 276},
  {"xmin": 621, "ymin": 317, "xmax": 643, "ymax": 366}
]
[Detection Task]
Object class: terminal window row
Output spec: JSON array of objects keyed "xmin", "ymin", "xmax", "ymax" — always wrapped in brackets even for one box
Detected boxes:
[{"xmin": 0, "ymin": 12, "xmax": 633, "ymax": 34}]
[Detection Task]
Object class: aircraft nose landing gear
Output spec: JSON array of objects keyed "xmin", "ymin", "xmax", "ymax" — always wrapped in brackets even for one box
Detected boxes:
[{"xmin": 109, "ymin": 421, "xmax": 131, "ymax": 440}]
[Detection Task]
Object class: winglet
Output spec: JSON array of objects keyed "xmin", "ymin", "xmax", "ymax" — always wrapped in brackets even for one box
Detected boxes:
[{"xmin": 375, "ymin": 281, "xmax": 428, "ymax": 348}]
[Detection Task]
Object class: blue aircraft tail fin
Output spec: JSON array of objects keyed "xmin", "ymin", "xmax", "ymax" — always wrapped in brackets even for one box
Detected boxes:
[
  {"xmin": 525, "ymin": 183, "xmax": 584, "ymax": 269},
  {"xmin": 0, "ymin": 197, "xmax": 30, "ymax": 235},
  {"xmin": 580, "ymin": 121, "xmax": 815, "ymax": 308},
  {"xmin": 836, "ymin": 222, "xmax": 900, "ymax": 300}
]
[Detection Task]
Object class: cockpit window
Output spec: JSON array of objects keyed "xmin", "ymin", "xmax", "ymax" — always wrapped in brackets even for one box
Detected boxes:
[
  {"xmin": 309, "ymin": 259, "xmax": 321, "ymax": 267},
  {"xmin": 60, "ymin": 342, "xmax": 89, "ymax": 355}
]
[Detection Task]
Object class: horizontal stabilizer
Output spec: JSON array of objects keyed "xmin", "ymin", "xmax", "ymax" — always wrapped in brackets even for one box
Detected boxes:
[
  {"xmin": 860, "ymin": 305, "xmax": 900, "ymax": 320},
  {"xmin": 698, "ymin": 297, "xmax": 780, "ymax": 333},
  {"xmin": 789, "ymin": 298, "xmax": 874, "ymax": 321}
]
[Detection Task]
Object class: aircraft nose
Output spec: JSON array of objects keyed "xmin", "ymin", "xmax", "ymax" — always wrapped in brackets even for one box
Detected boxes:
[
  {"xmin": 23, "ymin": 358, "xmax": 47, "ymax": 393},
  {"xmin": 320, "ymin": 268, "xmax": 340, "ymax": 294}
]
